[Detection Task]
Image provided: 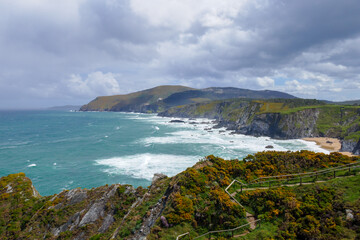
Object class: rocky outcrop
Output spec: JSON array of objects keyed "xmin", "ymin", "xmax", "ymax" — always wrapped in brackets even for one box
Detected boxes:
[
  {"xmin": 234, "ymin": 108, "xmax": 320, "ymax": 139},
  {"xmin": 341, "ymin": 139, "xmax": 360, "ymax": 155},
  {"xmin": 159, "ymin": 99, "xmax": 360, "ymax": 154}
]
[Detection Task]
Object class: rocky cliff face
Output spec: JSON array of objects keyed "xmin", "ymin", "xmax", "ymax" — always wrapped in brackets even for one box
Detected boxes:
[
  {"xmin": 0, "ymin": 173, "xmax": 170, "ymax": 240},
  {"xmin": 234, "ymin": 108, "xmax": 320, "ymax": 139},
  {"xmin": 160, "ymin": 99, "xmax": 360, "ymax": 155}
]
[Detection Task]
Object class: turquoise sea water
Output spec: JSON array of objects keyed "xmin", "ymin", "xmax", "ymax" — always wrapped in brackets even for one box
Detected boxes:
[{"xmin": 0, "ymin": 110, "xmax": 328, "ymax": 196}]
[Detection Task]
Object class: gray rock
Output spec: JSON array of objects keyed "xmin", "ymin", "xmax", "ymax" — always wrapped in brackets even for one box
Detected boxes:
[
  {"xmin": 346, "ymin": 209, "xmax": 354, "ymax": 221},
  {"xmin": 66, "ymin": 188, "xmax": 87, "ymax": 205},
  {"xmin": 98, "ymin": 214, "xmax": 115, "ymax": 233},
  {"xmin": 152, "ymin": 173, "xmax": 167, "ymax": 183},
  {"xmin": 79, "ymin": 202, "xmax": 105, "ymax": 227}
]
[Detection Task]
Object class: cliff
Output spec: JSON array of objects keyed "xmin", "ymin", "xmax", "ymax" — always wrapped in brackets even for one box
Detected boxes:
[
  {"xmin": 159, "ymin": 99, "xmax": 360, "ymax": 155},
  {"xmin": 1, "ymin": 151, "xmax": 359, "ymax": 239}
]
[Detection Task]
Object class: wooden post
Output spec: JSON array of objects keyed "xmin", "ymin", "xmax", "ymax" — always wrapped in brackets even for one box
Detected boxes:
[
  {"xmin": 209, "ymin": 233, "xmax": 211, "ymax": 240},
  {"xmin": 241, "ymin": 184, "xmax": 243, "ymax": 193},
  {"xmin": 300, "ymin": 177, "xmax": 302, "ymax": 186},
  {"xmin": 315, "ymin": 172, "xmax": 318, "ymax": 182},
  {"xmin": 269, "ymin": 181, "xmax": 271, "ymax": 188},
  {"xmin": 334, "ymin": 170, "xmax": 336, "ymax": 178},
  {"xmin": 232, "ymin": 231, "xmax": 234, "ymax": 237}
]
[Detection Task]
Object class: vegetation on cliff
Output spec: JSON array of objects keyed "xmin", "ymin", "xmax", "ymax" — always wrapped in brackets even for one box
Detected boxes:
[
  {"xmin": 160, "ymin": 98, "xmax": 360, "ymax": 154},
  {"xmin": 1, "ymin": 151, "xmax": 359, "ymax": 239}
]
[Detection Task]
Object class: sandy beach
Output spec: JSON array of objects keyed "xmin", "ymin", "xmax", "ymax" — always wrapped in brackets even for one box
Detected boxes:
[{"xmin": 302, "ymin": 137, "xmax": 354, "ymax": 156}]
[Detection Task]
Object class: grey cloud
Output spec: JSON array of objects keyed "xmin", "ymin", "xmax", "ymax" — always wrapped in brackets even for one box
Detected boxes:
[{"xmin": 0, "ymin": 0, "xmax": 360, "ymax": 108}]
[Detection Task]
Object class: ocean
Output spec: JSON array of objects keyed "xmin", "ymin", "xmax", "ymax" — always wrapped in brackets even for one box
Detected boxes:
[{"xmin": 0, "ymin": 110, "xmax": 328, "ymax": 196}]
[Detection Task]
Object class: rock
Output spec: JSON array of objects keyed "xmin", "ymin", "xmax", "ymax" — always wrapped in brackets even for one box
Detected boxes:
[
  {"xmin": 346, "ymin": 209, "xmax": 354, "ymax": 221},
  {"xmin": 326, "ymin": 141, "xmax": 333, "ymax": 144},
  {"xmin": 98, "ymin": 214, "xmax": 115, "ymax": 233},
  {"xmin": 169, "ymin": 120, "xmax": 185, "ymax": 123},
  {"xmin": 160, "ymin": 216, "xmax": 169, "ymax": 228},
  {"xmin": 5, "ymin": 184, "xmax": 13, "ymax": 193},
  {"xmin": 265, "ymin": 145, "xmax": 274, "ymax": 149},
  {"xmin": 79, "ymin": 202, "xmax": 105, "ymax": 227},
  {"xmin": 66, "ymin": 188, "xmax": 87, "ymax": 205},
  {"xmin": 152, "ymin": 173, "xmax": 167, "ymax": 183}
]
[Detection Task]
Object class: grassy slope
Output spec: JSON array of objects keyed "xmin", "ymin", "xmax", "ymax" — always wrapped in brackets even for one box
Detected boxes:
[
  {"xmin": 237, "ymin": 174, "xmax": 360, "ymax": 240},
  {"xmin": 80, "ymin": 85, "xmax": 194, "ymax": 111},
  {"xmin": 1, "ymin": 152, "xmax": 360, "ymax": 239}
]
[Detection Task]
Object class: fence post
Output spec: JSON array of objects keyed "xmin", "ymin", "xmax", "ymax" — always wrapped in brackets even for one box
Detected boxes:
[
  {"xmin": 232, "ymin": 231, "xmax": 234, "ymax": 238},
  {"xmin": 334, "ymin": 170, "xmax": 336, "ymax": 178},
  {"xmin": 300, "ymin": 177, "xmax": 302, "ymax": 186},
  {"xmin": 269, "ymin": 181, "xmax": 271, "ymax": 188},
  {"xmin": 209, "ymin": 233, "xmax": 211, "ymax": 240},
  {"xmin": 315, "ymin": 172, "xmax": 318, "ymax": 181},
  {"xmin": 241, "ymin": 184, "xmax": 243, "ymax": 193}
]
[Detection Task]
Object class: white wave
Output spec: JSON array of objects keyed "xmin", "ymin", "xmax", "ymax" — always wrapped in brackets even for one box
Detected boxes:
[
  {"xmin": 27, "ymin": 163, "xmax": 36, "ymax": 167},
  {"xmin": 95, "ymin": 153, "xmax": 201, "ymax": 180}
]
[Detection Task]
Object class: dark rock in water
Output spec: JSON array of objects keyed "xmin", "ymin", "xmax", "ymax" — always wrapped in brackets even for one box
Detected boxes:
[
  {"xmin": 169, "ymin": 120, "xmax": 185, "ymax": 123},
  {"xmin": 189, "ymin": 122, "xmax": 197, "ymax": 124},
  {"xmin": 207, "ymin": 131, "xmax": 213, "ymax": 132},
  {"xmin": 229, "ymin": 132, "xmax": 237, "ymax": 135},
  {"xmin": 204, "ymin": 128, "xmax": 212, "ymax": 130},
  {"xmin": 265, "ymin": 145, "xmax": 274, "ymax": 149},
  {"xmin": 219, "ymin": 130, "xmax": 226, "ymax": 133},
  {"xmin": 326, "ymin": 141, "xmax": 333, "ymax": 144}
]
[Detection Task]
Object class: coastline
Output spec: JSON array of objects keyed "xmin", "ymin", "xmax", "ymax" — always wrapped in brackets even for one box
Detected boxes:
[{"xmin": 302, "ymin": 137, "xmax": 354, "ymax": 157}]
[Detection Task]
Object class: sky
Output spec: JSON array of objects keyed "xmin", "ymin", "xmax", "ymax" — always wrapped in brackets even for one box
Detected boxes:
[{"xmin": 0, "ymin": 0, "xmax": 360, "ymax": 109}]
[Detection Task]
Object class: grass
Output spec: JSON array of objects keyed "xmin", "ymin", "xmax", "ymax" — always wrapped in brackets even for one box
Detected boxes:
[{"xmin": 235, "ymin": 220, "xmax": 279, "ymax": 239}]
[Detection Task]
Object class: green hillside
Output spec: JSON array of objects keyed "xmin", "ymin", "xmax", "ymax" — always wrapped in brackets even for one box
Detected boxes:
[
  {"xmin": 80, "ymin": 85, "xmax": 194, "ymax": 111},
  {"xmin": 80, "ymin": 86, "xmax": 297, "ymax": 112}
]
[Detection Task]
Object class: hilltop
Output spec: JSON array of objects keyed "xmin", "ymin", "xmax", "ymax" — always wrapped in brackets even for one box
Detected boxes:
[
  {"xmin": 80, "ymin": 86, "xmax": 296, "ymax": 112},
  {"xmin": 0, "ymin": 151, "xmax": 359, "ymax": 239}
]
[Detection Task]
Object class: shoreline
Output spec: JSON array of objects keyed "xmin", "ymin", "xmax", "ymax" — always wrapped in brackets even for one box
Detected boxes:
[{"xmin": 302, "ymin": 137, "xmax": 355, "ymax": 157}]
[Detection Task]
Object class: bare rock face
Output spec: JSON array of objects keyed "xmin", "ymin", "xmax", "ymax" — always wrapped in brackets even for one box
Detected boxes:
[
  {"xmin": 152, "ymin": 173, "xmax": 167, "ymax": 183},
  {"xmin": 79, "ymin": 201, "xmax": 106, "ymax": 227}
]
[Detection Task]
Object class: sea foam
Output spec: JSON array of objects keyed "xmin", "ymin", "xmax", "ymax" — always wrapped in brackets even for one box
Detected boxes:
[{"xmin": 95, "ymin": 153, "xmax": 201, "ymax": 180}]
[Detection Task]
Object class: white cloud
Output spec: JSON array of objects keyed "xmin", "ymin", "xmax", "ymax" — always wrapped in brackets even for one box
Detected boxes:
[
  {"xmin": 129, "ymin": 0, "xmax": 251, "ymax": 30},
  {"xmin": 66, "ymin": 72, "xmax": 121, "ymax": 97},
  {"xmin": 256, "ymin": 77, "xmax": 274, "ymax": 88}
]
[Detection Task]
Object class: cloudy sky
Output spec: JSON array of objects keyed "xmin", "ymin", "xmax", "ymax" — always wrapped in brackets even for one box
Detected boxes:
[{"xmin": 1, "ymin": 0, "xmax": 360, "ymax": 108}]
